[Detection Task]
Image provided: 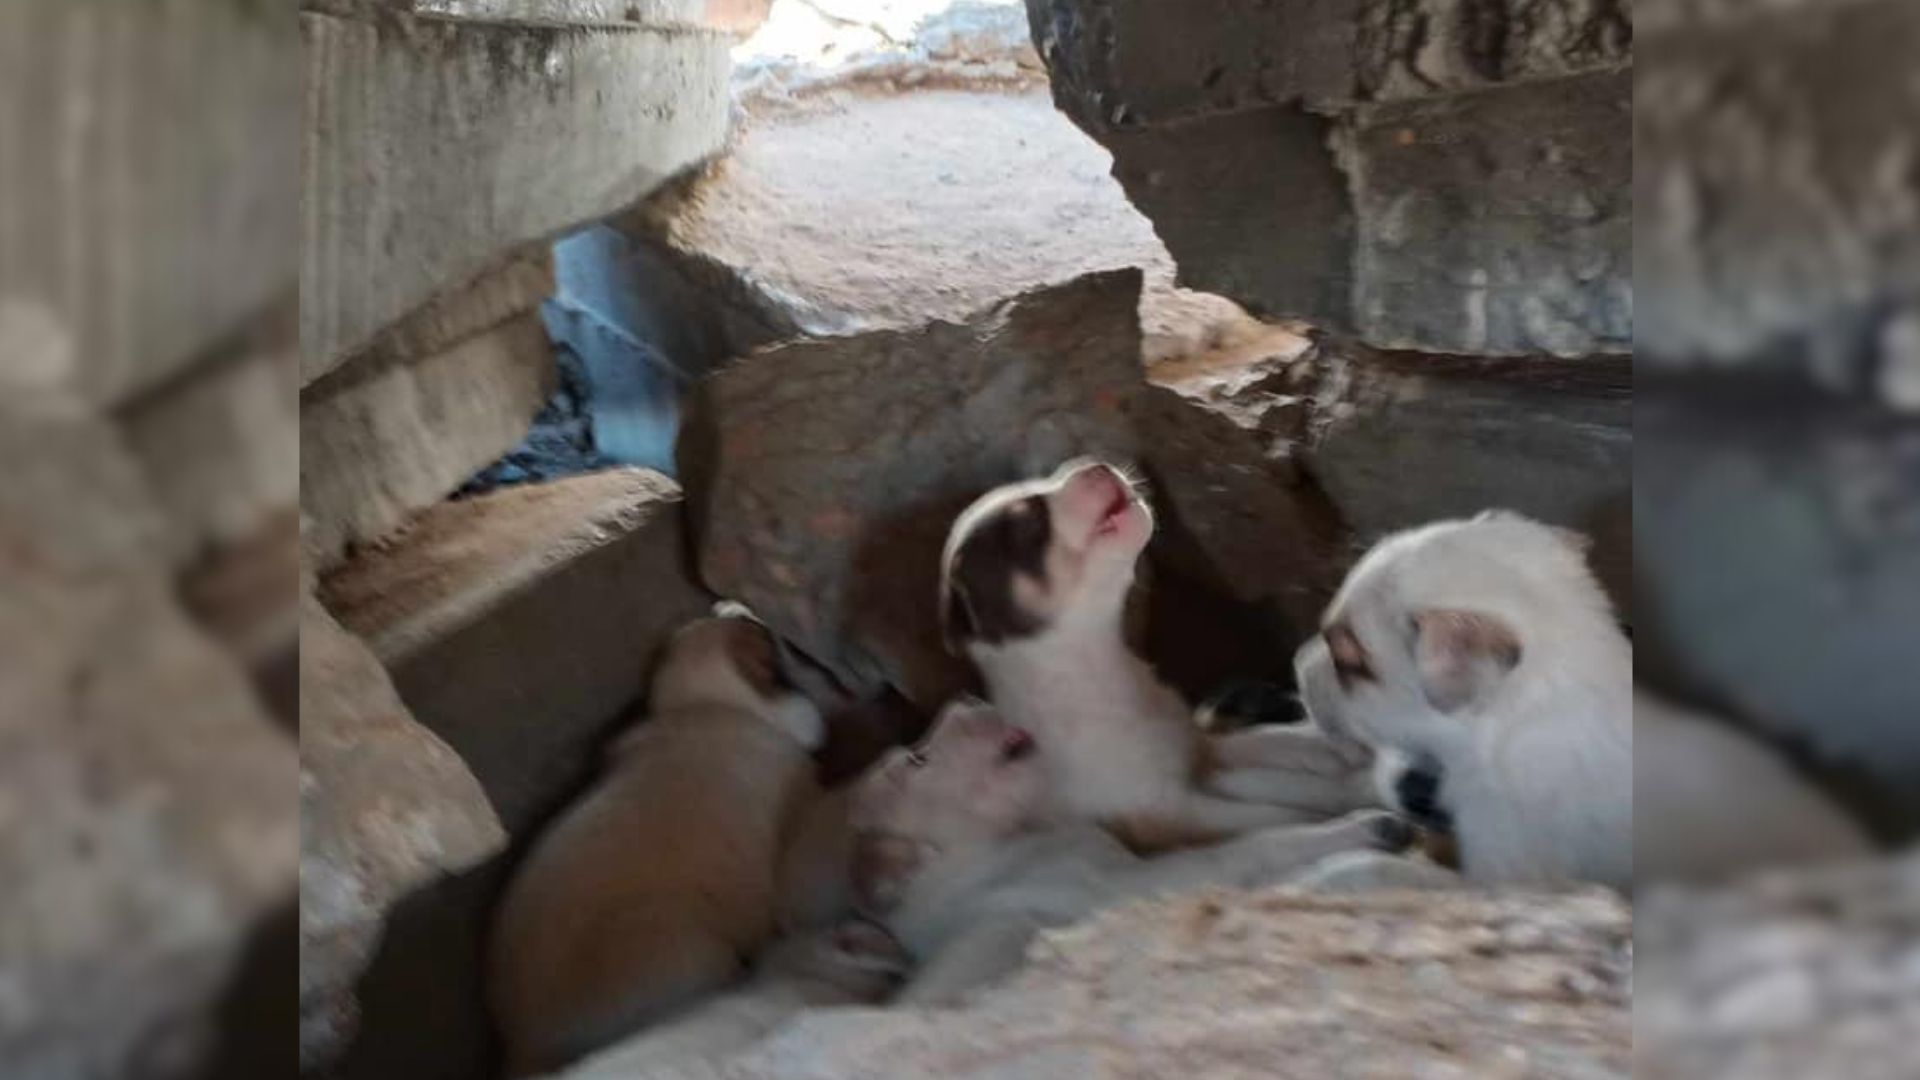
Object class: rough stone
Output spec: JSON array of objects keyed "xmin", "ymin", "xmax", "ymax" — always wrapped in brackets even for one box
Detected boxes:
[
  {"xmin": 1637, "ymin": 850, "xmax": 1920, "ymax": 1080},
  {"xmin": 0, "ymin": 1, "xmax": 296, "ymax": 411},
  {"xmin": 1027, "ymin": 0, "xmax": 1631, "ymax": 130},
  {"xmin": 1635, "ymin": 0, "xmax": 1920, "ymax": 403},
  {"xmin": 320, "ymin": 468, "xmax": 712, "ymax": 832},
  {"xmin": 298, "ymin": 591, "xmax": 505, "ymax": 1071},
  {"xmin": 1633, "ymin": 394, "xmax": 1920, "ymax": 831},
  {"xmin": 683, "ymin": 269, "xmax": 1345, "ymax": 708},
  {"xmin": 0, "ymin": 405, "xmax": 298, "ymax": 1079},
  {"xmin": 1348, "ymin": 69, "xmax": 1632, "ymax": 356},
  {"xmin": 1306, "ymin": 341, "xmax": 1633, "ymax": 542},
  {"xmin": 621, "ymin": 885, "xmax": 1632, "ymax": 1079},
  {"xmin": 301, "ymin": 310, "xmax": 555, "ymax": 563},
  {"xmin": 299, "ymin": 6, "xmax": 731, "ymax": 377}
]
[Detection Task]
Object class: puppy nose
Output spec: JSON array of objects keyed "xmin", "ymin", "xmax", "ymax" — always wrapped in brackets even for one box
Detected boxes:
[{"xmin": 1394, "ymin": 763, "xmax": 1453, "ymax": 831}]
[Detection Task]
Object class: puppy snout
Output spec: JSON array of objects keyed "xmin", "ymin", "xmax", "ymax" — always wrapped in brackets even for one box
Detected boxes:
[{"xmin": 1393, "ymin": 764, "xmax": 1453, "ymax": 833}]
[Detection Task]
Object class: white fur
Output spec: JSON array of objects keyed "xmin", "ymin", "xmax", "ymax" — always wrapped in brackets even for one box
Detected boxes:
[{"xmin": 1297, "ymin": 511, "xmax": 1633, "ymax": 890}]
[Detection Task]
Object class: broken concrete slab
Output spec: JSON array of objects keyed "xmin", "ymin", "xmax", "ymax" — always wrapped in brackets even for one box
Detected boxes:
[
  {"xmin": 0, "ymin": 405, "xmax": 298, "ymax": 1080},
  {"xmin": 1305, "ymin": 341, "xmax": 1633, "ymax": 541},
  {"xmin": 300, "ymin": 6, "xmax": 732, "ymax": 377},
  {"xmin": 682, "ymin": 269, "xmax": 1348, "ymax": 708},
  {"xmin": 301, "ymin": 310, "xmax": 555, "ymax": 563},
  {"xmin": 299, "ymin": 591, "xmax": 506, "ymax": 1071},
  {"xmin": 616, "ymin": 885, "xmax": 1630, "ymax": 1079},
  {"xmin": 320, "ymin": 468, "xmax": 712, "ymax": 833},
  {"xmin": 1348, "ymin": 69, "xmax": 1632, "ymax": 356},
  {"xmin": 0, "ymin": 1, "xmax": 296, "ymax": 410}
]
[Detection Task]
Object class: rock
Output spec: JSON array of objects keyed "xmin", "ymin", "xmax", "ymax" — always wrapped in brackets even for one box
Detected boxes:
[
  {"xmin": 683, "ymin": 269, "xmax": 1346, "ymax": 707},
  {"xmin": 1637, "ymin": 851, "xmax": 1920, "ymax": 1080},
  {"xmin": 320, "ymin": 467, "xmax": 712, "ymax": 832},
  {"xmin": 1028, "ymin": 0, "xmax": 1632, "ymax": 355},
  {"xmin": 605, "ymin": 81, "xmax": 1261, "ymax": 390},
  {"xmin": 0, "ymin": 1, "xmax": 295, "ymax": 410},
  {"xmin": 298, "ymin": 591, "xmax": 506, "ymax": 1071},
  {"xmin": 301, "ymin": 310, "xmax": 556, "ymax": 563},
  {"xmin": 628, "ymin": 885, "xmax": 1631, "ymax": 1079},
  {"xmin": 1347, "ymin": 70, "xmax": 1631, "ymax": 357},
  {"xmin": 300, "ymin": 5, "xmax": 732, "ymax": 377},
  {"xmin": 1633, "ymin": 395, "xmax": 1920, "ymax": 832},
  {"xmin": 0, "ymin": 406, "xmax": 298, "ymax": 1079},
  {"xmin": 1304, "ymin": 340, "xmax": 1633, "ymax": 544},
  {"xmin": 1635, "ymin": 0, "xmax": 1920, "ymax": 402}
]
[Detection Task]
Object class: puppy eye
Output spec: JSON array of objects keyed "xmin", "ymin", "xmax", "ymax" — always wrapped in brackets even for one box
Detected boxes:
[{"xmin": 905, "ymin": 749, "xmax": 928, "ymax": 768}]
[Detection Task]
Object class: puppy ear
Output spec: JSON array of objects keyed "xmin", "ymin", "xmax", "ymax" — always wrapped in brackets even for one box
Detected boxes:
[
  {"xmin": 939, "ymin": 577, "xmax": 977, "ymax": 655},
  {"xmin": 1411, "ymin": 609, "xmax": 1521, "ymax": 712},
  {"xmin": 850, "ymin": 833, "xmax": 924, "ymax": 917}
]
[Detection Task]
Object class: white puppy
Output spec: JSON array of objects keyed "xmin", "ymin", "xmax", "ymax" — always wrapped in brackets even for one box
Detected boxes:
[
  {"xmin": 1294, "ymin": 511, "xmax": 1633, "ymax": 889},
  {"xmin": 489, "ymin": 613, "xmax": 826, "ymax": 1077},
  {"xmin": 940, "ymin": 458, "xmax": 1373, "ymax": 851},
  {"xmin": 847, "ymin": 699, "xmax": 1412, "ymax": 1004}
]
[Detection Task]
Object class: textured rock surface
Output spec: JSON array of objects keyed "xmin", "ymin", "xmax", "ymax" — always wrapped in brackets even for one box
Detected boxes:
[
  {"xmin": 0, "ymin": 406, "xmax": 298, "ymax": 1079},
  {"xmin": 299, "ymin": 591, "xmax": 505, "ymax": 1070},
  {"xmin": 1635, "ymin": 0, "xmax": 1920, "ymax": 401},
  {"xmin": 1026, "ymin": 0, "xmax": 1632, "ymax": 353},
  {"xmin": 321, "ymin": 468, "xmax": 711, "ymax": 832},
  {"xmin": 625, "ymin": 885, "xmax": 1631, "ymax": 1079},
  {"xmin": 1307, "ymin": 342, "xmax": 1633, "ymax": 539},
  {"xmin": 683, "ymin": 270, "xmax": 1347, "ymax": 707},
  {"xmin": 0, "ymin": 1, "xmax": 295, "ymax": 410},
  {"xmin": 301, "ymin": 310, "xmax": 555, "ymax": 562},
  {"xmin": 1637, "ymin": 850, "xmax": 1920, "ymax": 1080},
  {"xmin": 299, "ymin": 5, "xmax": 731, "ymax": 377},
  {"xmin": 1348, "ymin": 70, "xmax": 1631, "ymax": 356}
]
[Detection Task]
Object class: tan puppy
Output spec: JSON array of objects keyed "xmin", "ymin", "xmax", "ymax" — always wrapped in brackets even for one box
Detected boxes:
[
  {"xmin": 488, "ymin": 613, "xmax": 825, "ymax": 1077},
  {"xmin": 939, "ymin": 458, "xmax": 1371, "ymax": 851},
  {"xmin": 1295, "ymin": 511, "xmax": 1633, "ymax": 889},
  {"xmin": 848, "ymin": 699, "xmax": 1411, "ymax": 1003}
]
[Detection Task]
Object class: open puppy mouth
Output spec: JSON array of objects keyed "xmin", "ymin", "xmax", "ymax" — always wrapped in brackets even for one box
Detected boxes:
[
  {"xmin": 997, "ymin": 727, "xmax": 1037, "ymax": 763},
  {"xmin": 1091, "ymin": 485, "xmax": 1137, "ymax": 537}
]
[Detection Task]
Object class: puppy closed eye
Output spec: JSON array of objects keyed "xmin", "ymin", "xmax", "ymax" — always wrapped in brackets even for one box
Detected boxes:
[{"xmin": 1324, "ymin": 623, "xmax": 1373, "ymax": 686}]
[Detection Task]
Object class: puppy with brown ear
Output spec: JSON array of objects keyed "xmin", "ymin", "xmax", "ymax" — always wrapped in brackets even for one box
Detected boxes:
[
  {"xmin": 939, "ymin": 458, "xmax": 1371, "ymax": 852},
  {"xmin": 1294, "ymin": 511, "xmax": 1632, "ymax": 889},
  {"xmin": 848, "ymin": 699, "xmax": 1411, "ymax": 1004},
  {"xmin": 488, "ymin": 612, "xmax": 826, "ymax": 1077}
]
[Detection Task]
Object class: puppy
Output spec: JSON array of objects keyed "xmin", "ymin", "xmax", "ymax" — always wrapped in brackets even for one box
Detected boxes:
[
  {"xmin": 848, "ymin": 699, "xmax": 1411, "ymax": 1004},
  {"xmin": 939, "ymin": 458, "xmax": 1372, "ymax": 851},
  {"xmin": 550, "ymin": 922, "xmax": 908, "ymax": 1079},
  {"xmin": 488, "ymin": 612, "xmax": 826, "ymax": 1077},
  {"xmin": 1294, "ymin": 510, "xmax": 1633, "ymax": 889}
]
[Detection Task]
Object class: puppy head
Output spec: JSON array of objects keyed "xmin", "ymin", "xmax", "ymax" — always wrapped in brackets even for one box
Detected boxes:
[
  {"xmin": 647, "ymin": 610, "xmax": 824, "ymax": 749},
  {"xmin": 1295, "ymin": 511, "xmax": 1602, "ymax": 754},
  {"xmin": 939, "ymin": 459, "xmax": 1153, "ymax": 652},
  {"xmin": 846, "ymin": 698, "xmax": 1045, "ymax": 913}
]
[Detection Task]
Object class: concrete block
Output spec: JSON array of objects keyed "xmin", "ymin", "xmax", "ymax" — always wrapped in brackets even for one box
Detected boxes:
[{"xmin": 299, "ymin": 7, "xmax": 731, "ymax": 378}]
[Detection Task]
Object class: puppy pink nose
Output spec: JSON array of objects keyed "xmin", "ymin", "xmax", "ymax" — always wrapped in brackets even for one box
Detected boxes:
[{"xmin": 1061, "ymin": 461, "xmax": 1126, "ymax": 503}]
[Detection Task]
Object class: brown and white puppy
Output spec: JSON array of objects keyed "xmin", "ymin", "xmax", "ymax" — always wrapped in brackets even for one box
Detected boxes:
[
  {"xmin": 1295, "ymin": 511, "xmax": 1633, "ymax": 889},
  {"xmin": 549, "ymin": 922, "xmax": 908, "ymax": 1079},
  {"xmin": 488, "ymin": 612, "xmax": 825, "ymax": 1078},
  {"xmin": 939, "ymin": 458, "xmax": 1371, "ymax": 851},
  {"xmin": 848, "ymin": 699, "xmax": 1410, "ymax": 1004}
]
